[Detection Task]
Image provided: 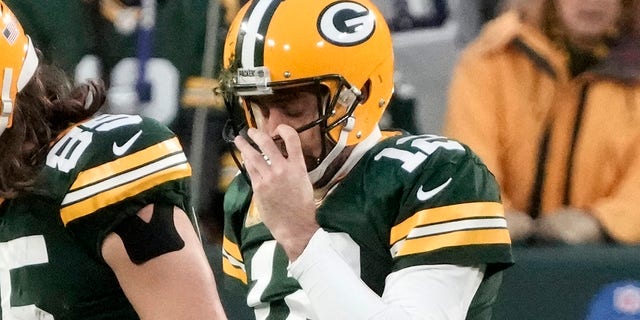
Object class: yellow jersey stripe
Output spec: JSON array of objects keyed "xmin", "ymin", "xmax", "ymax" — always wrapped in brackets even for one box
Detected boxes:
[
  {"xmin": 70, "ymin": 137, "xmax": 183, "ymax": 190},
  {"xmin": 223, "ymin": 236, "xmax": 244, "ymax": 262},
  {"xmin": 390, "ymin": 217, "xmax": 509, "ymax": 256},
  {"xmin": 63, "ymin": 152, "xmax": 189, "ymax": 205},
  {"xmin": 222, "ymin": 257, "xmax": 248, "ymax": 284},
  {"xmin": 393, "ymin": 228, "xmax": 511, "ymax": 257},
  {"xmin": 390, "ymin": 202, "xmax": 504, "ymax": 244},
  {"xmin": 60, "ymin": 159, "xmax": 190, "ymax": 225}
]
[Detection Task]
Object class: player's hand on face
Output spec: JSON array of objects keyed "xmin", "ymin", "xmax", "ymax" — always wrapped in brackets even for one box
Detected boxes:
[{"xmin": 234, "ymin": 125, "xmax": 319, "ymax": 260}]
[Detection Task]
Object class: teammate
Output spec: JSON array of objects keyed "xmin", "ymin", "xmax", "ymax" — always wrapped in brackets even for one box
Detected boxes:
[
  {"xmin": 219, "ymin": 0, "xmax": 513, "ymax": 319},
  {"xmin": 0, "ymin": 2, "xmax": 226, "ymax": 318}
]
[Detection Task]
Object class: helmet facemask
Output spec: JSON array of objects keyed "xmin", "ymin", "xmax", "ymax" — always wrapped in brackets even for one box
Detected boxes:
[{"xmin": 220, "ymin": 70, "xmax": 364, "ymax": 183}]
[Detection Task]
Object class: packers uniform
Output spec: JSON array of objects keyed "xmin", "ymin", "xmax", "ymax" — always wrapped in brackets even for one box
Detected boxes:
[
  {"xmin": 0, "ymin": 114, "xmax": 192, "ymax": 319},
  {"xmin": 222, "ymin": 133, "xmax": 514, "ymax": 319}
]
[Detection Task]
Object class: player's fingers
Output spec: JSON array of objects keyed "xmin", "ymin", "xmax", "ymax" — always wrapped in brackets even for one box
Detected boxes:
[
  {"xmin": 274, "ymin": 125, "xmax": 304, "ymax": 164},
  {"xmin": 234, "ymin": 135, "xmax": 268, "ymax": 179},
  {"xmin": 247, "ymin": 128, "xmax": 284, "ymax": 166}
]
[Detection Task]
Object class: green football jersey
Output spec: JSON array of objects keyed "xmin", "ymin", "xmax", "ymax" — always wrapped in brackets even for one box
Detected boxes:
[
  {"xmin": 0, "ymin": 114, "xmax": 192, "ymax": 319},
  {"xmin": 222, "ymin": 133, "xmax": 514, "ymax": 319}
]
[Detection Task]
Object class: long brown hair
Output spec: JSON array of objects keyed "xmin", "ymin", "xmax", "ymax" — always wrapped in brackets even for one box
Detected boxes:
[{"xmin": 0, "ymin": 62, "xmax": 106, "ymax": 199}]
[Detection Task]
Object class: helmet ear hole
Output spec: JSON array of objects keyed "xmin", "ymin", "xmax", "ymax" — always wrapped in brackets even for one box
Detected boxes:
[{"xmin": 360, "ymin": 80, "xmax": 371, "ymax": 103}]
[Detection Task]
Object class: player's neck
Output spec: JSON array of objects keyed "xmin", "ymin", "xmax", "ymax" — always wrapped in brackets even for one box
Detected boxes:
[{"xmin": 312, "ymin": 146, "xmax": 353, "ymax": 189}]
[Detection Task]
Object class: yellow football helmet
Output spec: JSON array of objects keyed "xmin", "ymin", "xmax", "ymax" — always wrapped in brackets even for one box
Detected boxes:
[
  {"xmin": 0, "ymin": 0, "xmax": 38, "ymax": 136},
  {"xmin": 221, "ymin": 0, "xmax": 394, "ymax": 148}
]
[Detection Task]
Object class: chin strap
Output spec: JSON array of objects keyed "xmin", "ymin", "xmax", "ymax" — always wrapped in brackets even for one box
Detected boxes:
[
  {"xmin": 312, "ymin": 126, "xmax": 382, "ymax": 205},
  {"xmin": 308, "ymin": 116, "xmax": 382, "ymax": 186},
  {"xmin": 308, "ymin": 117, "xmax": 355, "ymax": 184},
  {"xmin": 0, "ymin": 67, "xmax": 14, "ymax": 136}
]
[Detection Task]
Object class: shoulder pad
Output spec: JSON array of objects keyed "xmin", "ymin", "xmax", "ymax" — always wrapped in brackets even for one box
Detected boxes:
[{"xmin": 44, "ymin": 114, "xmax": 191, "ymax": 225}]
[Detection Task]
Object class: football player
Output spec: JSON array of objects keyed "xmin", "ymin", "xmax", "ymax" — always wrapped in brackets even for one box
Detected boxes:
[
  {"xmin": 0, "ymin": 1, "xmax": 226, "ymax": 319},
  {"xmin": 219, "ymin": 0, "xmax": 514, "ymax": 319}
]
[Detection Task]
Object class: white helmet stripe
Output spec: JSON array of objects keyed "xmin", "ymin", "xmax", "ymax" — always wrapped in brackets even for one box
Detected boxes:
[{"xmin": 239, "ymin": 0, "xmax": 280, "ymax": 68}]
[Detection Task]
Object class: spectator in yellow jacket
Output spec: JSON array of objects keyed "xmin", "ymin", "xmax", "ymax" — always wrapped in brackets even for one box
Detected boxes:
[{"xmin": 444, "ymin": 0, "xmax": 640, "ymax": 244}]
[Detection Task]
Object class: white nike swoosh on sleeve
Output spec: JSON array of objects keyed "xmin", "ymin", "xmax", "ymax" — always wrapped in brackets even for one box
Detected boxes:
[
  {"xmin": 112, "ymin": 130, "xmax": 143, "ymax": 156},
  {"xmin": 417, "ymin": 177, "xmax": 452, "ymax": 201}
]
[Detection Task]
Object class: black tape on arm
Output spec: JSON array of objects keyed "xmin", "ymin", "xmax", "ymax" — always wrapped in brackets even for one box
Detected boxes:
[{"xmin": 113, "ymin": 203, "xmax": 185, "ymax": 264}]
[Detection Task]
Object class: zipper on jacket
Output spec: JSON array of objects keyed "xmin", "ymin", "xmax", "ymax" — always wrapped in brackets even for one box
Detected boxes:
[
  {"xmin": 563, "ymin": 84, "xmax": 590, "ymax": 205},
  {"xmin": 528, "ymin": 124, "xmax": 551, "ymax": 219}
]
